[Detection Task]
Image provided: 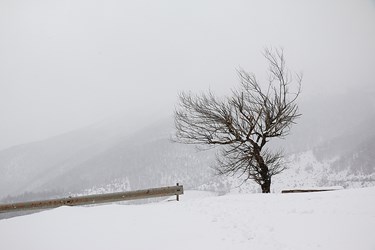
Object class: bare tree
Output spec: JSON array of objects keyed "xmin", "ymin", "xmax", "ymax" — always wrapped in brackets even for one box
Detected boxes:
[{"xmin": 174, "ymin": 48, "xmax": 302, "ymax": 193}]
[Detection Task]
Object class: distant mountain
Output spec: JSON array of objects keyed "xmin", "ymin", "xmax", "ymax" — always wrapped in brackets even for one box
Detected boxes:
[
  {"xmin": 0, "ymin": 126, "xmax": 121, "ymax": 198},
  {"xmin": 0, "ymin": 117, "xmax": 217, "ymax": 200},
  {"xmin": 0, "ymin": 113, "xmax": 374, "ymax": 202},
  {"xmin": 36, "ymin": 118, "xmax": 217, "ymax": 194},
  {"xmin": 271, "ymin": 116, "xmax": 375, "ymax": 191}
]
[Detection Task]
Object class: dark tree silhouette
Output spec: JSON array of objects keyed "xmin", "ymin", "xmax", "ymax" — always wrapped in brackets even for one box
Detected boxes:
[{"xmin": 174, "ymin": 48, "xmax": 302, "ymax": 193}]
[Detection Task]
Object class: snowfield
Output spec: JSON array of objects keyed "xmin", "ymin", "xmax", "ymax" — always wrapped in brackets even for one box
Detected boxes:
[{"xmin": 0, "ymin": 188, "xmax": 374, "ymax": 250}]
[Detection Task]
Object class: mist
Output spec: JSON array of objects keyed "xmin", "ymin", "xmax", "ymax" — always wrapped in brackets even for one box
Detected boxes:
[{"xmin": 1, "ymin": 0, "xmax": 374, "ymax": 150}]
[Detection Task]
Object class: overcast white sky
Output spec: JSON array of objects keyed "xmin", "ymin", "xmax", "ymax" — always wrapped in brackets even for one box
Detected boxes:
[{"xmin": 1, "ymin": 0, "xmax": 375, "ymax": 150}]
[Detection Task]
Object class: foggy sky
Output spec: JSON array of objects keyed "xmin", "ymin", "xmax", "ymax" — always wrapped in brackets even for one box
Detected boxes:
[{"xmin": 1, "ymin": 0, "xmax": 375, "ymax": 150}]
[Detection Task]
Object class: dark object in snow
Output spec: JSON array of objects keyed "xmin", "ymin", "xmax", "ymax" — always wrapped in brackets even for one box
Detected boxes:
[{"xmin": 281, "ymin": 187, "xmax": 341, "ymax": 193}]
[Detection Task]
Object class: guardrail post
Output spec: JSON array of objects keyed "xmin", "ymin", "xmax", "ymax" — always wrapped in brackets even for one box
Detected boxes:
[{"xmin": 176, "ymin": 183, "xmax": 180, "ymax": 201}]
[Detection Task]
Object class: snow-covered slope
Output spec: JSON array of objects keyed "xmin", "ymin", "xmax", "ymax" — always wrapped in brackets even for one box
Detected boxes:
[
  {"xmin": 0, "ymin": 117, "xmax": 217, "ymax": 200},
  {"xmin": 0, "ymin": 115, "xmax": 139, "ymax": 198},
  {"xmin": 0, "ymin": 187, "xmax": 374, "ymax": 250},
  {"xmin": 0, "ymin": 114, "xmax": 374, "ymax": 201}
]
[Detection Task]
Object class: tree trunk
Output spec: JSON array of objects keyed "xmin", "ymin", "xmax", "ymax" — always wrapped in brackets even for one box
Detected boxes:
[
  {"xmin": 261, "ymin": 178, "xmax": 271, "ymax": 193},
  {"xmin": 253, "ymin": 147, "xmax": 271, "ymax": 193}
]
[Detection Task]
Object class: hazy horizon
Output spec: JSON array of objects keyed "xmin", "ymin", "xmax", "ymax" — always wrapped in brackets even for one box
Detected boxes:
[{"xmin": 1, "ymin": 0, "xmax": 375, "ymax": 150}]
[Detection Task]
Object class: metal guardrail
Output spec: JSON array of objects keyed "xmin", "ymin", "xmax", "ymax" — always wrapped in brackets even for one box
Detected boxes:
[{"xmin": 0, "ymin": 184, "xmax": 183, "ymax": 213}]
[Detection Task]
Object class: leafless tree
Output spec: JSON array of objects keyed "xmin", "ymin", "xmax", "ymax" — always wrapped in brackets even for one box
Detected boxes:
[{"xmin": 174, "ymin": 48, "xmax": 302, "ymax": 193}]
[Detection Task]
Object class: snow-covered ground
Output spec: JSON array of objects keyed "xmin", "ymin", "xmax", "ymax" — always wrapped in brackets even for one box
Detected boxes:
[{"xmin": 0, "ymin": 188, "xmax": 374, "ymax": 250}]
